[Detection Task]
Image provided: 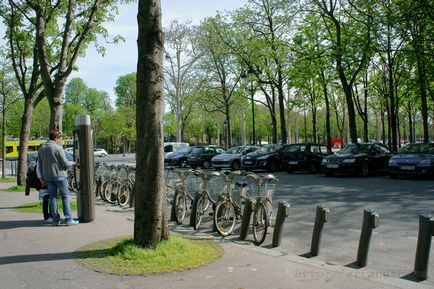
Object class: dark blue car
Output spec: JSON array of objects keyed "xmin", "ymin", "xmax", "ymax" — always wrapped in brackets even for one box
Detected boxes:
[{"xmin": 388, "ymin": 143, "xmax": 434, "ymax": 179}]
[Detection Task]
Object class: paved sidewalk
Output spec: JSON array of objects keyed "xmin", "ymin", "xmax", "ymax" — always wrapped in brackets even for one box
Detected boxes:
[{"xmin": 0, "ymin": 182, "xmax": 430, "ymax": 289}]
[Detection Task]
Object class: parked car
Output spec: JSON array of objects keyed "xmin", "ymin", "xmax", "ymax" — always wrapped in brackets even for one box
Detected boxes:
[
  {"xmin": 65, "ymin": 147, "xmax": 74, "ymax": 154},
  {"xmin": 277, "ymin": 143, "xmax": 331, "ymax": 173},
  {"xmin": 241, "ymin": 144, "xmax": 282, "ymax": 172},
  {"xmin": 388, "ymin": 143, "xmax": 434, "ymax": 179},
  {"xmin": 321, "ymin": 143, "xmax": 392, "ymax": 177},
  {"xmin": 164, "ymin": 142, "xmax": 189, "ymax": 157},
  {"xmin": 164, "ymin": 146, "xmax": 194, "ymax": 167},
  {"xmin": 211, "ymin": 145, "xmax": 258, "ymax": 170},
  {"xmin": 94, "ymin": 148, "xmax": 108, "ymax": 157},
  {"xmin": 187, "ymin": 146, "xmax": 226, "ymax": 169}
]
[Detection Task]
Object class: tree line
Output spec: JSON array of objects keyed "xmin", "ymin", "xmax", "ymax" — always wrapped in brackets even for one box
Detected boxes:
[{"xmin": 0, "ymin": 0, "xmax": 432, "ymax": 250}]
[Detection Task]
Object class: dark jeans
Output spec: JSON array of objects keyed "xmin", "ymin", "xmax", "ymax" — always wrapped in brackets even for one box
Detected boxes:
[{"xmin": 42, "ymin": 193, "xmax": 59, "ymax": 220}]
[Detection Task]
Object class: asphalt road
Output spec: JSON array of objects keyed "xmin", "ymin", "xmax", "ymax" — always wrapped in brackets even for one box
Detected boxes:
[
  {"xmin": 92, "ymin": 154, "xmax": 434, "ymax": 285},
  {"xmin": 271, "ymin": 171, "xmax": 434, "ymax": 285}
]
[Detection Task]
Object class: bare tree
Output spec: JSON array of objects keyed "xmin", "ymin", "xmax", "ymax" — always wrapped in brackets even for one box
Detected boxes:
[{"xmin": 164, "ymin": 20, "xmax": 199, "ymax": 142}]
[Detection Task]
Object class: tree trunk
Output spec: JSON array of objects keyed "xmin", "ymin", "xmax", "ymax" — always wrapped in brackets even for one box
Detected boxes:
[
  {"xmin": 323, "ymin": 83, "xmax": 332, "ymax": 153},
  {"xmin": 416, "ymin": 57, "xmax": 429, "ymax": 143},
  {"xmin": 277, "ymin": 71, "xmax": 287, "ymax": 144},
  {"xmin": 16, "ymin": 99, "xmax": 35, "ymax": 185},
  {"xmin": 135, "ymin": 0, "xmax": 167, "ymax": 248},
  {"xmin": 1, "ymin": 104, "xmax": 6, "ymax": 179}
]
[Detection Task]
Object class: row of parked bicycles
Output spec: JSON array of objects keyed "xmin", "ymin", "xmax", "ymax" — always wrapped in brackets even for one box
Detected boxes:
[
  {"xmin": 167, "ymin": 167, "xmax": 278, "ymax": 245},
  {"xmin": 68, "ymin": 163, "xmax": 279, "ymax": 245}
]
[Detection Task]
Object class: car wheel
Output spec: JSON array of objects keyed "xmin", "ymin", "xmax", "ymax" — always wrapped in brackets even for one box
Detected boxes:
[
  {"xmin": 308, "ymin": 164, "xmax": 318, "ymax": 174},
  {"xmin": 267, "ymin": 161, "xmax": 278, "ymax": 172},
  {"xmin": 203, "ymin": 161, "xmax": 211, "ymax": 169},
  {"xmin": 179, "ymin": 159, "xmax": 188, "ymax": 168},
  {"xmin": 101, "ymin": 153, "xmax": 106, "ymax": 157},
  {"xmin": 390, "ymin": 173, "xmax": 398, "ymax": 179},
  {"xmin": 360, "ymin": 163, "xmax": 369, "ymax": 177},
  {"xmin": 231, "ymin": 161, "xmax": 241, "ymax": 171},
  {"xmin": 325, "ymin": 172, "xmax": 334, "ymax": 177}
]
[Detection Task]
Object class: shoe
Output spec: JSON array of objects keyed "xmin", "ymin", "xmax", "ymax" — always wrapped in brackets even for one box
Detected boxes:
[
  {"xmin": 44, "ymin": 217, "xmax": 53, "ymax": 223},
  {"xmin": 66, "ymin": 219, "xmax": 79, "ymax": 226},
  {"xmin": 51, "ymin": 219, "xmax": 62, "ymax": 226}
]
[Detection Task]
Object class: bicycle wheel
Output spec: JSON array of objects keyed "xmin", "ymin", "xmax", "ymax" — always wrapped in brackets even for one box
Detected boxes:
[
  {"xmin": 252, "ymin": 202, "xmax": 268, "ymax": 245},
  {"xmin": 117, "ymin": 183, "xmax": 131, "ymax": 207},
  {"xmin": 192, "ymin": 194, "xmax": 207, "ymax": 230},
  {"xmin": 172, "ymin": 190, "xmax": 187, "ymax": 224},
  {"xmin": 100, "ymin": 181, "xmax": 109, "ymax": 201},
  {"xmin": 214, "ymin": 200, "xmax": 237, "ymax": 237},
  {"xmin": 105, "ymin": 182, "xmax": 118, "ymax": 204}
]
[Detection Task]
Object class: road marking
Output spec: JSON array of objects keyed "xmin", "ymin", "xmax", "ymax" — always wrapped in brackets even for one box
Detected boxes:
[
  {"xmin": 348, "ymin": 229, "xmax": 378, "ymax": 235},
  {"xmin": 298, "ymin": 221, "xmax": 315, "ymax": 226}
]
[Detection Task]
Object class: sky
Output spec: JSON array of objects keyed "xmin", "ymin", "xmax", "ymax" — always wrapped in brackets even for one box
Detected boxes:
[
  {"xmin": 74, "ymin": 0, "xmax": 248, "ymax": 102},
  {"xmin": 0, "ymin": 0, "xmax": 248, "ymax": 102}
]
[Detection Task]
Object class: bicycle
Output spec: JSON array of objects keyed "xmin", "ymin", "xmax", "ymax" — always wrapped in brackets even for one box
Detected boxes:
[
  {"xmin": 245, "ymin": 173, "xmax": 278, "ymax": 245},
  {"xmin": 170, "ymin": 168, "xmax": 199, "ymax": 225},
  {"xmin": 213, "ymin": 170, "xmax": 248, "ymax": 237},
  {"xmin": 117, "ymin": 165, "xmax": 135, "ymax": 207},
  {"xmin": 190, "ymin": 168, "xmax": 220, "ymax": 230}
]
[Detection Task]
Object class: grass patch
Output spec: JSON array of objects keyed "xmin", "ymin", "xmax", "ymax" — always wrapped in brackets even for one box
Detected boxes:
[
  {"xmin": 0, "ymin": 177, "xmax": 16, "ymax": 183},
  {"xmin": 75, "ymin": 236, "xmax": 222, "ymax": 275},
  {"xmin": 15, "ymin": 200, "xmax": 77, "ymax": 213},
  {"xmin": 6, "ymin": 185, "xmax": 26, "ymax": 192}
]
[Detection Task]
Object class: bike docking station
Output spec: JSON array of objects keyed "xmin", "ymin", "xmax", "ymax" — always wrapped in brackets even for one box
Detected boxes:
[
  {"xmin": 310, "ymin": 205, "xmax": 330, "ymax": 257},
  {"xmin": 356, "ymin": 209, "xmax": 379, "ymax": 267},
  {"xmin": 74, "ymin": 114, "xmax": 95, "ymax": 223},
  {"xmin": 272, "ymin": 202, "xmax": 290, "ymax": 248},
  {"xmin": 239, "ymin": 198, "xmax": 254, "ymax": 240},
  {"xmin": 413, "ymin": 214, "xmax": 434, "ymax": 280}
]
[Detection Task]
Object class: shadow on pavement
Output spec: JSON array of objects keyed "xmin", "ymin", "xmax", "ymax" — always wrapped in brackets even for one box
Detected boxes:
[
  {"xmin": 0, "ymin": 219, "xmax": 48, "ymax": 229},
  {"xmin": 0, "ymin": 248, "xmax": 111, "ymax": 265}
]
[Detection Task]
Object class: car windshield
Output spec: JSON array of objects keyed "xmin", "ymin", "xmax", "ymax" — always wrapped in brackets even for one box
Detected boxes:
[
  {"xmin": 337, "ymin": 143, "xmax": 370, "ymax": 155},
  {"xmin": 191, "ymin": 147, "xmax": 205, "ymax": 155},
  {"xmin": 257, "ymin": 144, "xmax": 280, "ymax": 154},
  {"xmin": 286, "ymin": 145, "xmax": 305, "ymax": 152},
  {"xmin": 225, "ymin": 146, "xmax": 244, "ymax": 154},
  {"xmin": 177, "ymin": 147, "xmax": 192, "ymax": 154},
  {"xmin": 399, "ymin": 143, "xmax": 434, "ymax": 154}
]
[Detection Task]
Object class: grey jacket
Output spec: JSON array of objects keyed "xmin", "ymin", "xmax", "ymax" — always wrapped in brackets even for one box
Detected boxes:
[{"xmin": 38, "ymin": 140, "xmax": 74, "ymax": 178}]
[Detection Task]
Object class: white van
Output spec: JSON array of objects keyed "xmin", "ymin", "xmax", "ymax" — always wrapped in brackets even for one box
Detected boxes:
[{"xmin": 164, "ymin": 142, "xmax": 189, "ymax": 157}]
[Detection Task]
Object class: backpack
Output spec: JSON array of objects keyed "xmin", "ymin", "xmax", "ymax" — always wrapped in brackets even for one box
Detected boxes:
[{"xmin": 26, "ymin": 164, "xmax": 42, "ymax": 191}]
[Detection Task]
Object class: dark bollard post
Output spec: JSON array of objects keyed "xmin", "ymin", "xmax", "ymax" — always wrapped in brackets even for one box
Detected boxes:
[
  {"xmin": 75, "ymin": 115, "xmax": 95, "ymax": 223},
  {"xmin": 356, "ymin": 209, "xmax": 379, "ymax": 267},
  {"xmin": 310, "ymin": 205, "xmax": 330, "ymax": 257},
  {"xmin": 272, "ymin": 202, "xmax": 290, "ymax": 248},
  {"xmin": 240, "ymin": 199, "xmax": 253, "ymax": 240},
  {"xmin": 414, "ymin": 214, "xmax": 434, "ymax": 280},
  {"xmin": 190, "ymin": 193, "xmax": 200, "ymax": 227},
  {"xmin": 129, "ymin": 185, "xmax": 135, "ymax": 208}
]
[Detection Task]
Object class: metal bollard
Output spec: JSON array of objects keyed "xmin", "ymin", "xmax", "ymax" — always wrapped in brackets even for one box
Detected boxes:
[
  {"xmin": 414, "ymin": 214, "xmax": 434, "ymax": 280},
  {"xmin": 272, "ymin": 202, "xmax": 290, "ymax": 248},
  {"xmin": 240, "ymin": 199, "xmax": 253, "ymax": 240},
  {"xmin": 190, "ymin": 193, "xmax": 200, "ymax": 227},
  {"xmin": 310, "ymin": 205, "xmax": 330, "ymax": 257},
  {"xmin": 356, "ymin": 209, "xmax": 379, "ymax": 267}
]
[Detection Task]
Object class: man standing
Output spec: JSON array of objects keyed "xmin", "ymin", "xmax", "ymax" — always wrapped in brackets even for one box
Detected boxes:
[{"xmin": 38, "ymin": 129, "xmax": 78, "ymax": 226}]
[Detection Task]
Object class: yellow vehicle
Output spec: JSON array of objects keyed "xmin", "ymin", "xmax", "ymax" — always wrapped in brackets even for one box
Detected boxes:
[
  {"xmin": 4, "ymin": 139, "xmax": 73, "ymax": 159},
  {"xmin": 4, "ymin": 140, "xmax": 45, "ymax": 159}
]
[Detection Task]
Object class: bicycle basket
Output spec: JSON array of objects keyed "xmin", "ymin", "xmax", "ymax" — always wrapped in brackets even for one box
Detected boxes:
[{"xmin": 185, "ymin": 173, "xmax": 203, "ymax": 196}]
